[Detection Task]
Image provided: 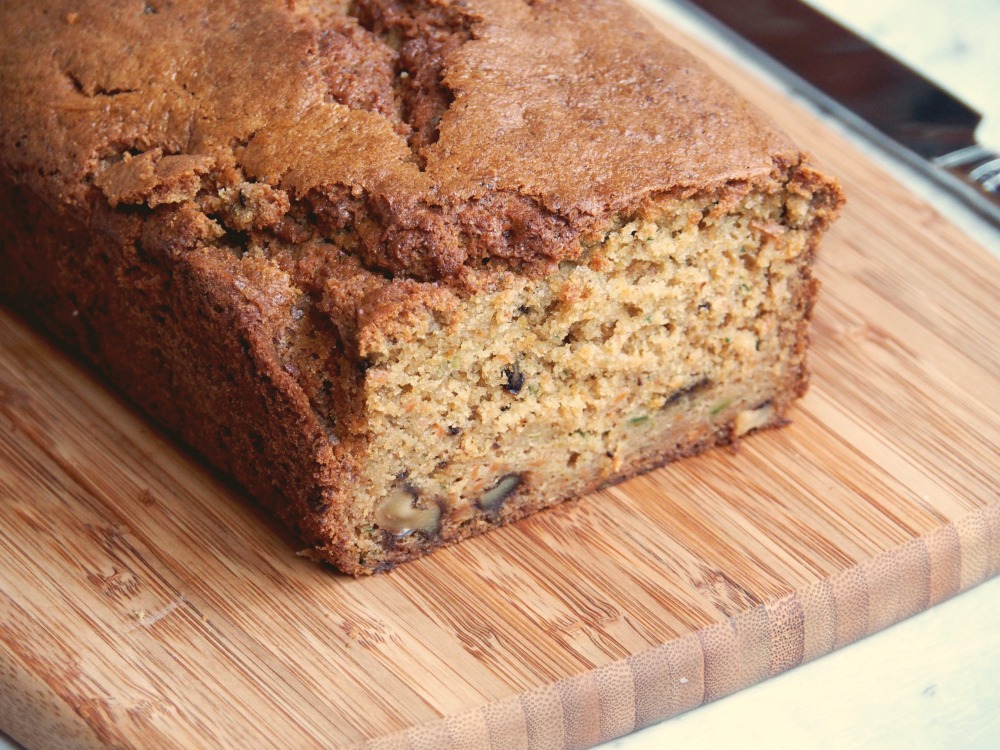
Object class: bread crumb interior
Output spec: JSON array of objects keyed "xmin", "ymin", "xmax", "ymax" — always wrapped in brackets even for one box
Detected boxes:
[{"xmin": 355, "ymin": 191, "xmax": 812, "ymax": 548}]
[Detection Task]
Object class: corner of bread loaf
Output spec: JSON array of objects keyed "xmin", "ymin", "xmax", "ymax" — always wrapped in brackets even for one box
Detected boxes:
[{"xmin": 307, "ymin": 163, "xmax": 843, "ymax": 574}]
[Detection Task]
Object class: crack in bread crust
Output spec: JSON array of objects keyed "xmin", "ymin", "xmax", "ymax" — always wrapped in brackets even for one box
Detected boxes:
[{"xmin": 1, "ymin": 0, "xmax": 819, "ymax": 283}]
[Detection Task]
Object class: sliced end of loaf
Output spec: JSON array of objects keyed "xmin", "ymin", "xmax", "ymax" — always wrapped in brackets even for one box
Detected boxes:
[{"xmin": 314, "ymin": 163, "xmax": 842, "ymax": 573}]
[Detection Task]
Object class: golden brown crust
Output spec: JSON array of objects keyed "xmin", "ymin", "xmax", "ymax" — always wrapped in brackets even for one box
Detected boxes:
[{"xmin": 1, "ymin": 0, "xmax": 797, "ymax": 282}]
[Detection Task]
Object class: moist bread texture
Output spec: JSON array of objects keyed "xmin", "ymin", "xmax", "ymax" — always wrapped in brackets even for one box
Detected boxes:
[{"xmin": 0, "ymin": 0, "xmax": 843, "ymax": 573}]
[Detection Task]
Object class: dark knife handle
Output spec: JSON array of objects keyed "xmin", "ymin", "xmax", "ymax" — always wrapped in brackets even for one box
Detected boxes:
[{"xmin": 934, "ymin": 145, "xmax": 1000, "ymax": 220}]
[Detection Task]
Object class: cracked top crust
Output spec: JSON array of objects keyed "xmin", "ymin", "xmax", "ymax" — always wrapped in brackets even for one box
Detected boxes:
[{"xmin": 0, "ymin": 0, "xmax": 798, "ymax": 282}]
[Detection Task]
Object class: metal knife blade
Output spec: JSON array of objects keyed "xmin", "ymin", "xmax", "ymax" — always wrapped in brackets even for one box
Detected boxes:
[{"xmin": 674, "ymin": 0, "xmax": 1000, "ymax": 228}]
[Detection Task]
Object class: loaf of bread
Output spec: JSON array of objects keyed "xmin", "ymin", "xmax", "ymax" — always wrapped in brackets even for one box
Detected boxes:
[{"xmin": 0, "ymin": 0, "xmax": 843, "ymax": 573}]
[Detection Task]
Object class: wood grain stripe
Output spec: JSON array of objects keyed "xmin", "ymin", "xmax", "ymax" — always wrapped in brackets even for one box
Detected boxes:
[
  {"xmin": 923, "ymin": 523, "xmax": 963, "ymax": 607},
  {"xmin": 958, "ymin": 502, "xmax": 1000, "ymax": 590},
  {"xmin": 594, "ymin": 660, "xmax": 637, "ymax": 742},
  {"xmin": 520, "ymin": 683, "xmax": 566, "ymax": 749},
  {"xmin": 696, "ymin": 620, "xmax": 739, "ymax": 704},
  {"xmin": 481, "ymin": 696, "xmax": 529, "ymax": 750},
  {"xmin": 367, "ymin": 503, "xmax": 999, "ymax": 749},
  {"xmin": 766, "ymin": 594, "xmax": 805, "ymax": 675},
  {"xmin": 443, "ymin": 709, "xmax": 492, "ymax": 750},
  {"xmin": 0, "ymin": 630, "xmax": 105, "ymax": 750},
  {"xmin": 894, "ymin": 537, "xmax": 933, "ymax": 620},
  {"xmin": 628, "ymin": 634, "xmax": 705, "ymax": 730},
  {"xmin": 987, "ymin": 503, "xmax": 1000, "ymax": 577},
  {"xmin": 556, "ymin": 671, "xmax": 601, "ymax": 749},
  {"xmin": 732, "ymin": 605, "xmax": 771, "ymax": 690},
  {"xmin": 862, "ymin": 546, "xmax": 905, "ymax": 634},
  {"xmin": 799, "ymin": 578, "xmax": 837, "ymax": 663},
  {"xmin": 830, "ymin": 563, "xmax": 870, "ymax": 650}
]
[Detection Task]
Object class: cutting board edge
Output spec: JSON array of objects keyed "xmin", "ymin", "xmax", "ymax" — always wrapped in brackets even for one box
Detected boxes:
[
  {"xmin": 3, "ymin": 2, "xmax": 1000, "ymax": 747},
  {"xmin": 362, "ymin": 500, "xmax": 1000, "ymax": 750}
]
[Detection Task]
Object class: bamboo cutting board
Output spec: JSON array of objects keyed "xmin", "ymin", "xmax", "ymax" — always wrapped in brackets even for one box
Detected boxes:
[{"xmin": 2, "ymin": 5, "xmax": 1000, "ymax": 749}]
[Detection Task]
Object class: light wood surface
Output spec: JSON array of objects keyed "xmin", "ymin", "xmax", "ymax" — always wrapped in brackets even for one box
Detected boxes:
[{"xmin": 2, "ymin": 6, "xmax": 999, "ymax": 749}]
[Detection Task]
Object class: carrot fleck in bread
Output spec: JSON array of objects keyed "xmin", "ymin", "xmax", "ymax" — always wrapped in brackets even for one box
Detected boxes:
[{"xmin": 0, "ymin": 0, "xmax": 843, "ymax": 573}]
